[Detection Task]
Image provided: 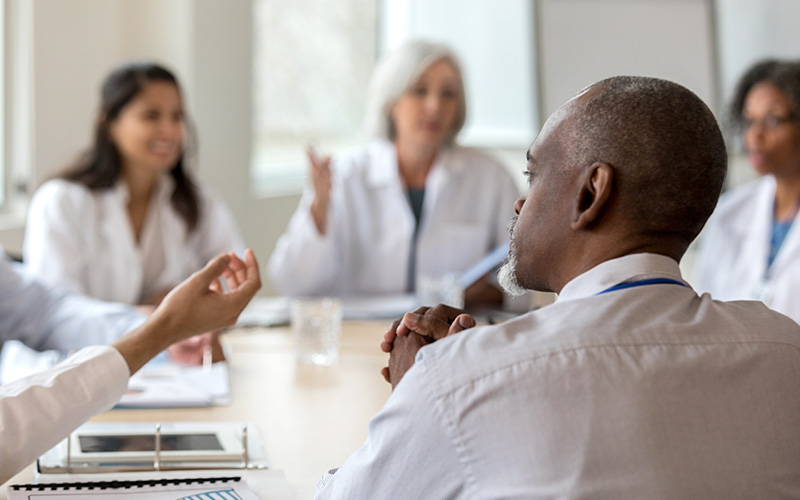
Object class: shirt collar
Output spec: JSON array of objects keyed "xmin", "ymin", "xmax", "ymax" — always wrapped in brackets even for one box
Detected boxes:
[
  {"xmin": 114, "ymin": 174, "xmax": 175, "ymax": 204},
  {"xmin": 556, "ymin": 253, "xmax": 687, "ymax": 303},
  {"xmin": 366, "ymin": 140, "xmax": 455, "ymax": 187}
]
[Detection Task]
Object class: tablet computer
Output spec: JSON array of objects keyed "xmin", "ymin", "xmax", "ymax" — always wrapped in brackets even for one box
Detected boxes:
[{"xmin": 69, "ymin": 427, "xmax": 243, "ymax": 465}]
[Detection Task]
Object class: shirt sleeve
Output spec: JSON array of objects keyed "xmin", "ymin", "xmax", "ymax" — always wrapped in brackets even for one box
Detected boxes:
[
  {"xmin": 0, "ymin": 345, "xmax": 130, "ymax": 483},
  {"xmin": 268, "ymin": 186, "xmax": 340, "ymax": 296},
  {"xmin": 313, "ymin": 355, "xmax": 466, "ymax": 499},
  {"xmin": 23, "ymin": 180, "xmax": 89, "ymax": 295},
  {"xmin": 0, "ymin": 260, "xmax": 145, "ymax": 352}
]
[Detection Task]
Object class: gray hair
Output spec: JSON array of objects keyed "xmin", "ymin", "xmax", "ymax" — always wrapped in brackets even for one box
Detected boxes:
[{"xmin": 365, "ymin": 39, "xmax": 467, "ymax": 143}]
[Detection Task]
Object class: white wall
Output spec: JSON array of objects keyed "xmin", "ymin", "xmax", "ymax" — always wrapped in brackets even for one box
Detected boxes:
[
  {"xmin": 4, "ymin": 0, "xmax": 799, "ymax": 294},
  {"xmin": 716, "ymin": 0, "xmax": 800, "ymax": 108},
  {"xmin": 538, "ymin": 0, "xmax": 716, "ymax": 118}
]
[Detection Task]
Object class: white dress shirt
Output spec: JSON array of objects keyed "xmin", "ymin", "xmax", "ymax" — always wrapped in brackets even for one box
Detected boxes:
[
  {"xmin": 24, "ymin": 177, "xmax": 245, "ymax": 304},
  {"xmin": 0, "ymin": 346, "xmax": 129, "ymax": 483},
  {"xmin": 0, "ymin": 259, "xmax": 144, "ymax": 355},
  {"xmin": 268, "ymin": 141, "xmax": 520, "ymax": 299},
  {"xmin": 0, "ymin": 259, "xmax": 143, "ymax": 482},
  {"xmin": 693, "ymin": 175, "xmax": 800, "ymax": 324},
  {"xmin": 316, "ymin": 253, "xmax": 800, "ymax": 499}
]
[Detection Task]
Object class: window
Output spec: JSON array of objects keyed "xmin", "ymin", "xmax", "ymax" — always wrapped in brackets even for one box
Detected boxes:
[
  {"xmin": 251, "ymin": 0, "xmax": 378, "ymax": 196},
  {"xmin": 2, "ymin": 0, "xmax": 35, "ymax": 215}
]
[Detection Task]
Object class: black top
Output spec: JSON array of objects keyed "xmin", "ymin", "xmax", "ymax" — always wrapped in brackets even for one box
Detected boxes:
[{"xmin": 406, "ymin": 187, "xmax": 426, "ymax": 291}]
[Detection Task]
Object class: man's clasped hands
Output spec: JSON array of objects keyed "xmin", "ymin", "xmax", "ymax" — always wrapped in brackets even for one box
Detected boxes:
[{"xmin": 380, "ymin": 304, "xmax": 477, "ymax": 389}]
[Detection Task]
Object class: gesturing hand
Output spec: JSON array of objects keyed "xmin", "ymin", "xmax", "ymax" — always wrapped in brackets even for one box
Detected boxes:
[
  {"xmin": 114, "ymin": 250, "xmax": 261, "ymax": 375},
  {"xmin": 152, "ymin": 249, "xmax": 261, "ymax": 343},
  {"xmin": 307, "ymin": 146, "xmax": 332, "ymax": 235}
]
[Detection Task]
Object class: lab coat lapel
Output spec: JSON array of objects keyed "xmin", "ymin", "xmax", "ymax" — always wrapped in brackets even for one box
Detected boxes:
[
  {"xmin": 769, "ymin": 178, "xmax": 800, "ymax": 276},
  {"xmin": 740, "ymin": 177, "xmax": 775, "ymax": 281},
  {"xmin": 419, "ymin": 147, "xmax": 453, "ymax": 237},
  {"xmin": 155, "ymin": 178, "xmax": 186, "ymax": 292},
  {"xmin": 367, "ymin": 142, "xmax": 415, "ymax": 289},
  {"xmin": 112, "ymin": 182, "xmax": 145, "ymax": 303}
]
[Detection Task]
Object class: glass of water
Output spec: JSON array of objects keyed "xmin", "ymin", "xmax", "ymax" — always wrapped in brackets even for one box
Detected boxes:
[{"xmin": 290, "ymin": 298, "xmax": 343, "ymax": 366}]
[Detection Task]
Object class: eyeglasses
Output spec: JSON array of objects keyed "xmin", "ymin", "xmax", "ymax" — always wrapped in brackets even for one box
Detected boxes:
[{"xmin": 740, "ymin": 115, "xmax": 799, "ymax": 132}]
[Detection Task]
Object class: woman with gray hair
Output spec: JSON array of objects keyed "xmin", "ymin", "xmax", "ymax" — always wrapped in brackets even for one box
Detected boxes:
[{"xmin": 269, "ymin": 40, "xmax": 520, "ymax": 308}]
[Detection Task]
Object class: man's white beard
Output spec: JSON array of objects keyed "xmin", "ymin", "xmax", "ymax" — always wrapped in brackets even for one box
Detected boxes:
[{"xmin": 498, "ymin": 246, "xmax": 528, "ymax": 297}]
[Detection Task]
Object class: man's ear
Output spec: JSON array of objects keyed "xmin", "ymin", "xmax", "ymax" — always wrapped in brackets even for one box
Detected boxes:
[{"xmin": 571, "ymin": 162, "xmax": 614, "ymax": 230}]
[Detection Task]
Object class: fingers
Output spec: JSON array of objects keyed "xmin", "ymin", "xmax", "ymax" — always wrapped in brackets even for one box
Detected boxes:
[
  {"xmin": 448, "ymin": 313, "xmax": 476, "ymax": 335},
  {"xmin": 381, "ymin": 366, "xmax": 391, "ymax": 384},
  {"xmin": 222, "ymin": 250, "xmax": 261, "ymax": 294},
  {"xmin": 307, "ymin": 147, "xmax": 331, "ymax": 176},
  {"xmin": 431, "ymin": 303, "xmax": 470, "ymax": 323},
  {"xmin": 401, "ymin": 313, "xmax": 451, "ymax": 341},
  {"xmin": 194, "ymin": 254, "xmax": 232, "ymax": 289},
  {"xmin": 306, "ymin": 146, "xmax": 318, "ymax": 165},
  {"xmin": 222, "ymin": 252, "xmax": 246, "ymax": 289},
  {"xmin": 396, "ymin": 306, "xmax": 430, "ymax": 337},
  {"xmin": 243, "ymin": 249, "xmax": 260, "ymax": 284},
  {"xmin": 380, "ymin": 319, "xmax": 400, "ymax": 353}
]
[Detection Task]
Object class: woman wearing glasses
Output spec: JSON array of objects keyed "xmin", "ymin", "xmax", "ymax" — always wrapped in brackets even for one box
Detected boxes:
[{"xmin": 694, "ymin": 59, "xmax": 800, "ymax": 322}]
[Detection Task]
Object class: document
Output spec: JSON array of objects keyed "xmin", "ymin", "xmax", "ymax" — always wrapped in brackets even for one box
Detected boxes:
[{"xmin": 118, "ymin": 360, "xmax": 230, "ymax": 408}]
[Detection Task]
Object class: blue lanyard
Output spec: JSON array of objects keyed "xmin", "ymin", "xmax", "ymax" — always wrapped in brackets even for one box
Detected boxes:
[{"xmin": 596, "ymin": 278, "xmax": 689, "ymax": 296}]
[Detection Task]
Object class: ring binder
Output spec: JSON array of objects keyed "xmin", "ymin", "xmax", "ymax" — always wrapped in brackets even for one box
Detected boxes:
[
  {"xmin": 38, "ymin": 421, "xmax": 269, "ymax": 474},
  {"xmin": 155, "ymin": 423, "xmax": 162, "ymax": 471},
  {"xmin": 10, "ymin": 476, "xmax": 242, "ymax": 491},
  {"xmin": 8, "ymin": 474, "xmax": 262, "ymax": 500},
  {"xmin": 55, "ymin": 422, "xmax": 263, "ymax": 472}
]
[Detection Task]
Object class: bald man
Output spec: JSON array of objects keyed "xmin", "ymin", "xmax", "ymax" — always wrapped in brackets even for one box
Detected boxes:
[{"xmin": 315, "ymin": 77, "xmax": 800, "ymax": 498}]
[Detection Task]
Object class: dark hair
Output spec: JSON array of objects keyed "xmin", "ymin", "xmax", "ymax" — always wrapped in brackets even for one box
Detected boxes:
[
  {"xmin": 61, "ymin": 61, "xmax": 200, "ymax": 232},
  {"xmin": 730, "ymin": 59, "xmax": 800, "ymax": 128},
  {"xmin": 567, "ymin": 76, "xmax": 728, "ymax": 246}
]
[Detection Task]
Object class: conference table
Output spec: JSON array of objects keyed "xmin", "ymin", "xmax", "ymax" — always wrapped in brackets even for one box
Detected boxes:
[{"xmin": 1, "ymin": 320, "xmax": 394, "ymax": 500}]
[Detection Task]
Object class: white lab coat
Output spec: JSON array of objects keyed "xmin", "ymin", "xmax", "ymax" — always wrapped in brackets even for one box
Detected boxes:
[
  {"xmin": 24, "ymin": 177, "xmax": 245, "ymax": 304},
  {"xmin": 269, "ymin": 141, "xmax": 520, "ymax": 299},
  {"xmin": 693, "ymin": 175, "xmax": 800, "ymax": 323}
]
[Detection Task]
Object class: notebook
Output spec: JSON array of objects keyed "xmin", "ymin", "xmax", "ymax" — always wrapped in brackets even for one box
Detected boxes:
[{"xmin": 7, "ymin": 476, "xmax": 260, "ymax": 499}]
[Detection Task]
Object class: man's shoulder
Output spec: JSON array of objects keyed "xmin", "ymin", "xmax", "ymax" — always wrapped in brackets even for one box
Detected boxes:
[
  {"xmin": 416, "ymin": 291, "xmax": 800, "ymax": 398},
  {"xmin": 415, "ymin": 304, "xmax": 588, "ymax": 395}
]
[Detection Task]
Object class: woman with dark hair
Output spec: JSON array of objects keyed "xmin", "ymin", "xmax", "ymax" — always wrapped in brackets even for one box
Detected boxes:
[
  {"xmin": 23, "ymin": 62, "xmax": 244, "ymax": 307},
  {"xmin": 694, "ymin": 59, "xmax": 800, "ymax": 323}
]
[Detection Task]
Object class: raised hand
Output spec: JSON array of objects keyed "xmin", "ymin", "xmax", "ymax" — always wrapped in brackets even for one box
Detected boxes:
[
  {"xmin": 114, "ymin": 250, "xmax": 261, "ymax": 374},
  {"xmin": 307, "ymin": 146, "xmax": 333, "ymax": 235}
]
